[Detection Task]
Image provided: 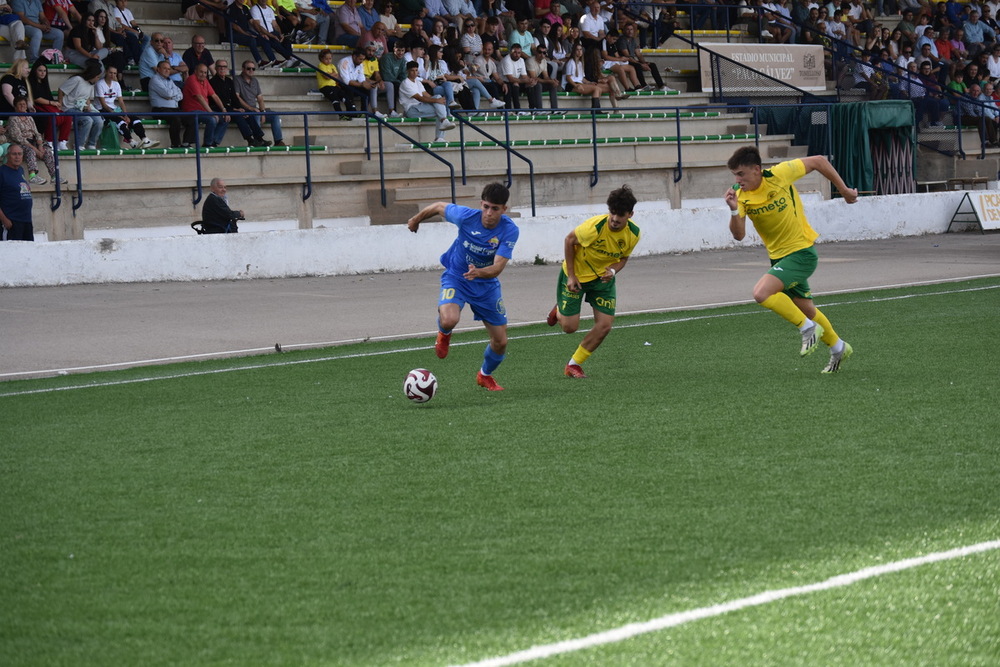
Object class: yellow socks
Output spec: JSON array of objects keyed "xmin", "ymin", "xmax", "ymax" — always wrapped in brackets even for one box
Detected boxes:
[
  {"xmin": 812, "ymin": 308, "xmax": 840, "ymax": 347},
  {"xmin": 760, "ymin": 293, "xmax": 807, "ymax": 327},
  {"xmin": 570, "ymin": 345, "xmax": 592, "ymax": 366}
]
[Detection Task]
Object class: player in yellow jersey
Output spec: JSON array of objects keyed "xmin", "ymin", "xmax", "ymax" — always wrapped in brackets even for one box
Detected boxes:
[
  {"xmin": 724, "ymin": 145, "xmax": 857, "ymax": 373},
  {"xmin": 546, "ymin": 185, "xmax": 641, "ymax": 378}
]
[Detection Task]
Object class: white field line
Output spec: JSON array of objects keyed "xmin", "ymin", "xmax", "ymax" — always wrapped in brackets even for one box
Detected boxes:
[
  {"xmin": 451, "ymin": 540, "xmax": 1000, "ymax": 667},
  {"xmin": 1, "ymin": 282, "xmax": 998, "ymax": 397}
]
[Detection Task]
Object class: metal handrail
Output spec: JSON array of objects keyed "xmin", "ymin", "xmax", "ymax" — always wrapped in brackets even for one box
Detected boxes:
[
  {"xmin": 369, "ymin": 115, "xmax": 456, "ymax": 206},
  {"xmin": 451, "ymin": 110, "xmax": 536, "ymax": 216}
]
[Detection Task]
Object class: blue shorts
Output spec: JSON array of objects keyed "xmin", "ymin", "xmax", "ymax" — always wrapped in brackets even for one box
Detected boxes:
[{"xmin": 439, "ymin": 271, "xmax": 507, "ymax": 326}]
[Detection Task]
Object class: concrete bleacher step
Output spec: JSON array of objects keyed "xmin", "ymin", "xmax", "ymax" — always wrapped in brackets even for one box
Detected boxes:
[{"xmin": 340, "ymin": 158, "xmax": 411, "ymax": 175}]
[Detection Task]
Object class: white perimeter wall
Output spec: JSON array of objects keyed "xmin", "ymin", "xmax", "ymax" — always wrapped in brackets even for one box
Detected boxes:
[{"xmin": 0, "ymin": 192, "xmax": 969, "ymax": 287}]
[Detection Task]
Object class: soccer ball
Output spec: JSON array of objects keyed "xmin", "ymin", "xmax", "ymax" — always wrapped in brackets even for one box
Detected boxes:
[{"xmin": 404, "ymin": 368, "xmax": 438, "ymax": 403}]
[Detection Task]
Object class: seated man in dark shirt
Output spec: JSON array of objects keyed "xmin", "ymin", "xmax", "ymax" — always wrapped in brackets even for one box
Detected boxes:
[
  {"xmin": 201, "ymin": 177, "xmax": 244, "ymax": 233},
  {"xmin": 209, "ymin": 59, "xmax": 271, "ymax": 147}
]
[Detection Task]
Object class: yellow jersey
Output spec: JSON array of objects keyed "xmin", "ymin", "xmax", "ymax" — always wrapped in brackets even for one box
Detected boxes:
[
  {"xmin": 562, "ymin": 214, "xmax": 641, "ymax": 283},
  {"xmin": 316, "ymin": 61, "xmax": 340, "ymax": 89},
  {"xmin": 735, "ymin": 158, "xmax": 819, "ymax": 260}
]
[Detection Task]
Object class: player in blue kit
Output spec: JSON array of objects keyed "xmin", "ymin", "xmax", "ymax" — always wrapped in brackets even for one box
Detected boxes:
[{"xmin": 407, "ymin": 183, "xmax": 520, "ymax": 391}]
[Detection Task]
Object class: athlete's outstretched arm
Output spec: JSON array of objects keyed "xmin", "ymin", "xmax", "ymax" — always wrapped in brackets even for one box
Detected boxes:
[
  {"xmin": 800, "ymin": 155, "xmax": 858, "ymax": 203},
  {"xmin": 407, "ymin": 202, "xmax": 449, "ymax": 232}
]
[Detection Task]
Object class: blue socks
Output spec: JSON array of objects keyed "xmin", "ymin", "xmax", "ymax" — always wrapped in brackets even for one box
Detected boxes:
[{"xmin": 481, "ymin": 344, "xmax": 505, "ymax": 375}]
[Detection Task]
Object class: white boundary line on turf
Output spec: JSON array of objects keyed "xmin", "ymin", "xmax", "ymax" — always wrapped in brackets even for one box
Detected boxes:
[
  {"xmin": 3, "ymin": 277, "xmax": 998, "ymax": 380},
  {"xmin": 1, "ymin": 282, "xmax": 998, "ymax": 397},
  {"xmin": 450, "ymin": 540, "xmax": 1000, "ymax": 667}
]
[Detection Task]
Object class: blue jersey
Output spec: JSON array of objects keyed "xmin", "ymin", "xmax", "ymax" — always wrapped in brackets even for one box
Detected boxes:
[
  {"xmin": 0, "ymin": 164, "xmax": 32, "ymax": 222},
  {"xmin": 439, "ymin": 204, "xmax": 519, "ymax": 283}
]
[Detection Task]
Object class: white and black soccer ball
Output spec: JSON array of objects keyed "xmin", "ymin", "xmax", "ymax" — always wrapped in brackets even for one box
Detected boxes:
[{"xmin": 403, "ymin": 368, "xmax": 438, "ymax": 403}]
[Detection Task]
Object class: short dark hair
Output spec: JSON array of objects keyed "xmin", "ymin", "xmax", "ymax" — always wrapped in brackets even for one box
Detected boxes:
[
  {"xmin": 727, "ymin": 145, "xmax": 762, "ymax": 171},
  {"xmin": 406, "ymin": 60, "xmax": 419, "ymax": 69},
  {"xmin": 481, "ymin": 182, "xmax": 510, "ymax": 205},
  {"xmin": 607, "ymin": 185, "xmax": 636, "ymax": 216}
]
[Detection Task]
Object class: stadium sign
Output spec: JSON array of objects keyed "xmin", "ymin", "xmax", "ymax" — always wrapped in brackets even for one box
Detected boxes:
[{"xmin": 698, "ymin": 43, "xmax": 826, "ymax": 92}]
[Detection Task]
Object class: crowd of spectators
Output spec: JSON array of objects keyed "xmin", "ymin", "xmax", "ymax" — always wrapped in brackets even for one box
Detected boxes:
[{"xmin": 305, "ymin": 0, "xmax": 676, "ymax": 117}]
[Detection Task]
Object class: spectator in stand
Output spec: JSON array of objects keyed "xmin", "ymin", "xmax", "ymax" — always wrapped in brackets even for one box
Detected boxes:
[
  {"xmin": 987, "ymin": 42, "xmax": 1000, "ymax": 78},
  {"xmin": 563, "ymin": 41, "xmax": 614, "ymax": 108},
  {"xmin": 443, "ymin": 0, "xmax": 477, "ymax": 28},
  {"xmin": 112, "ymin": 0, "xmax": 148, "ymax": 65},
  {"xmin": 963, "ymin": 10, "xmax": 996, "ymax": 56},
  {"xmin": 11, "ymin": 0, "xmax": 63, "ymax": 62},
  {"xmin": 460, "ymin": 17, "xmax": 482, "ymax": 56},
  {"xmin": 480, "ymin": 15, "xmax": 503, "ymax": 52},
  {"xmin": 965, "ymin": 61, "xmax": 988, "ymax": 88},
  {"xmin": 509, "ymin": 16, "xmax": 534, "ymax": 55},
  {"xmin": 601, "ymin": 30, "xmax": 640, "ymax": 93},
  {"xmin": 211, "ymin": 58, "xmax": 271, "ymax": 146},
  {"xmin": 335, "ymin": 0, "xmax": 363, "ymax": 47},
  {"xmin": 182, "ymin": 35, "xmax": 214, "ymax": 76},
  {"xmin": 27, "ymin": 60, "xmax": 71, "ymax": 149},
  {"xmin": 227, "ymin": 0, "xmax": 277, "ymax": 69},
  {"xmin": 314, "ymin": 47, "xmax": 349, "ymax": 114},
  {"xmin": 0, "ymin": 10, "xmax": 26, "ymax": 67},
  {"xmin": 981, "ymin": 6, "xmax": 1000, "ymax": 36},
  {"xmin": 339, "ymin": 46, "xmax": 376, "ymax": 113},
  {"xmin": 398, "ymin": 59, "xmax": 455, "ymax": 140},
  {"xmin": 535, "ymin": 19, "xmax": 558, "ymax": 65},
  {"xmin": 182, "ymin": 63, "xmax": 228, "ymax": 147},
  {"xmin": 896, "ymin": 8, "xmax": 918, "ymax": 46},
  {"xmin": 959, "ymin": 81, "xmax": 999, "ymax": 145},
  {"xmin": 44, "ymin": 0, "xmax": 78, "ymax": 42},
  {"xmin": 0, "ymin": 143, "xmax": 33, "ymax": 241},
  {"xmin": 399, "ymin": 19, "xmax": 428, "ymax": 51},
  {"xmin": 94, "ymin": 64, "xmax": 158, "ymax": 147},
  {"xmin": 360, "ymin": 20, "xmax": 389, "ymax": 57},
  {"xmin": 428, "ymin": 17, "xmax": 446, "ymax": 46},
  {"xmin": 233, "ymin": 59, "xmax": 286, "ymax": 145},
  {"xmin": 138, "ymin": 31, "xmax": 166, "ymax": 90},
  {"xmin": 379, "ymin": 42, "xmax": 407, "ymax": 115},
  {"xmin": 377, "ymin": 0, "xmax": 405, "ymax": 46},
  {"xmin": 94, "ymin": 9, "xmax": 130, "ymax": 79},
  {"xmin": 946, "ymin": 66, "xmax": 966, "ymax": 94},
  {"xmin": 201, "ymin": 177, "xmax": 243, "ymax": 233},
  {"xmin": 951, "ymin": 26, "xmax": 971, "ymax": 63},
  {"xmin": 541, "ymin": 0, "xmax": 564, "ymax": 27},
  {"xmin": 394, "ymin": 0, "xmax": 422, "ymax": 24},
  {"xmin": 579, "ymin": 0, "xmax": 607, "ymax": 80},
  {"xmin": 912, "ymin": 60, "xmax": 950, "ymax": 127},
  {"xmin": 426, "ymin": 44, "xmax": 460, "ymax": 108},
  {"xmin": 525, "ymin": 44, "xmax": 560, "ymax": 109},
  {"xmin": 0, "ymin": 58, "xmax": 31, "ymax": 114},
  {"xmin": 472, "ymin": 39, "xmax": 507, "ymax": 105},
  {"xmin": 66, "ymin": 13, "xmax": 108, "ymax": 68},
  {"xmin": 162, "ymin": 36, "xmax": 189, "ymax": 85},
  {"xmin": 57, "ymin": 59, "xmax": 103, "ymax": 150},
  {"xmin": 617, "ymin": 21, "xmax": 667, "ymax": 90},
  {"xmin": 249, "ymin": 0, "xmax": 296, "ymax": 68},
  {"xmin": 449, "ymin": 49, "xmax": 505, "ymax": 109},
  {"xmin": 7, "ymin": 96, "xmax": 60, "ymax": 183},
  {"xmin": 148, "ymin": 58, "xmax": 192, "ymax": 148},
  {"xmin": 362, "ymin": 41, "xmax": 392, "ymax": 115},
  {"xmin": 358, "ymin": 0, "xmax": 379, "ymax": 32},
  {"xmin": 501, "ymin": 42, "xmax": 542, "ymax": 111}
]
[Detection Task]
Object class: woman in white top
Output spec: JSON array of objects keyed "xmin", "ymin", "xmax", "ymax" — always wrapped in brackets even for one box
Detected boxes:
[
  {"xmin": 426, "ymin": 44, "xmax": 460, "ymax": 107},
  {"xmin": 563, "ymin": 42, "xmax": 615, "ymax": 108}
]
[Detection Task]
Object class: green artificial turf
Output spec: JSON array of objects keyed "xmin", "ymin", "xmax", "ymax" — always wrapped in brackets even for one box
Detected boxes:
[{"xmin": 2, "ymin": 278, "xmax": 998, "ymax": 666}]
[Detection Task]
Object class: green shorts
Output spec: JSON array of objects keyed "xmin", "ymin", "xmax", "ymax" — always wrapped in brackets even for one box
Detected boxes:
[
  {"xmin": 556, "ymin": 268, "xmax": 618, "ymax": 317},
  {"xmin": 768, "ymin": 246, "xmax": 818, "ymax": 300}
]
